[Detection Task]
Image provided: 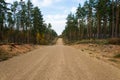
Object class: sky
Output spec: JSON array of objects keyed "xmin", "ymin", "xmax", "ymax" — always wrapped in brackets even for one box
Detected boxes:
[{"xmin": 6, "ymin": 0, "xmax": 86, "ymax": 35}]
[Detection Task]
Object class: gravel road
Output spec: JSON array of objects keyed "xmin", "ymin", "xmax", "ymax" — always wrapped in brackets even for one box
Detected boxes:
[{"xmin": 0, "ymin": 38, "xmax": 120, "ymax": 80}]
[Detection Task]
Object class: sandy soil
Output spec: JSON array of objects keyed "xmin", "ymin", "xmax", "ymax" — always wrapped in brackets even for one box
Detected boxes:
[
  {"xmin": 72, "ymin": 43, "xmax": 120, "ymax": 69},
  {"xmin": 0, "ymin": 44, "xmax": 38, "ymax": 55},
  {"xmin": 0, "ymin": 38, "xmax": 120, "ymax": 80}
]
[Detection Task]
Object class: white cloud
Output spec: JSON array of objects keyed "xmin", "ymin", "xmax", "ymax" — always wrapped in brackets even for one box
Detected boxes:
[
  {"xmin": 40, "ymin": 0, "xmax": 53, "ymax": 7},
  {"xmin": 31, "ymin": 0, "xmax": 61, "ymax": 7},
  {"xmin": 46, "ymin": 14, "xmax": 66, "ymax": 20},
  {"xmin": 6, "ymin": 0, "xmax": 61, "ymax": 7},
  {"xmin": 76, "ymin": 0, "xmax": 86, "ymax": 6},
  {"xmin": 6, "ymin": 0, "xmax": 17, "ymax": 3},
  {"xmin": 50, "ymin": 20, "xmax": 66, "ymax": 35},
  {"xmin": 71, "ymin": 7, "xmax": 77, "ymax": 13},
  {"xmin": 44, "ymin": 14, "xmax": 67, "ymax": 35}
]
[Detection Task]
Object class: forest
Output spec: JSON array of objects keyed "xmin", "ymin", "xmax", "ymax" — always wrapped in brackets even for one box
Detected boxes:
[
  {"xmin": 62, "ymin": 0, "xmax": 120, "ymax": 44},
  {"xmin": 0, "ymin": 0, "xmax": 57, "ymax": 45}
]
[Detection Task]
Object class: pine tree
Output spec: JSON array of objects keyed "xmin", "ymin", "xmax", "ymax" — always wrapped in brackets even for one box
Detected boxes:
[{"xmin": 0, "ymin": 0, "xmax": 9, "ymax": 42}]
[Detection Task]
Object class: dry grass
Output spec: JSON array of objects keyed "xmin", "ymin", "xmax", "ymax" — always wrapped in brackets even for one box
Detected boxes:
[
  {"xmin": 0, "ymin": 48, "xmax": 12, "ymax": 61},
  {"xmin": 114, "ymin": 54, "xmax": 120, "ymax": 58},
  {"xmin": 0, "ymin": 44, "xmax": 36, "ymax": 61},
  {"xmin": 108, "ymin": 38, "xmax": 120, "ymax": 45}
]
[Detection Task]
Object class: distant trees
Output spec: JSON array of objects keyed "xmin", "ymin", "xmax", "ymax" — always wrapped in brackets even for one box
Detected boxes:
[
  {"xmin": 63, "ymin": 0, "xmax": 120, "ymax": 42},
  {"xmin": 0, "ymin": 0, "xmax": 57, "ymax": 44}
]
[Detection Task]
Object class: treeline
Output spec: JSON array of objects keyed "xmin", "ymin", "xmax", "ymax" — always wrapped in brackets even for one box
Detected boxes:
[
  {"xmin": 0, "ymin": 0, "xmax": 57, "ymax": 44},
  {"xmin": 62, "ymin": 0, "xmax": 120, "ymax": 42}
]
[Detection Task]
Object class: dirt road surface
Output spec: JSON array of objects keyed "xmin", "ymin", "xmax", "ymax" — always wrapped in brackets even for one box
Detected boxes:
[{"xmin": 0, "ymin": 38, "xmax": 120, "ymax": 80}]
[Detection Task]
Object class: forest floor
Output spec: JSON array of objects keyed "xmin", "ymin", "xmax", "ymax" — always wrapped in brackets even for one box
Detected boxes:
[
  {"xmin": 72, "ymin": 44, "xmax": 120, "ymax": 69},
  {"xmin": 0, "ymin": 44, "xmax": 40, "ymax": 61}
]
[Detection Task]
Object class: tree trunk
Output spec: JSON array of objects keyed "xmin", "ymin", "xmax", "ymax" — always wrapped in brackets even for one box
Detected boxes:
[
  {"xmin": 112, "ymin": 0, "xmax": 115, "ymax": 38},
  {"xmin": 0, "ymin": 21, "xmax": 3, "ymax": 42},
  {"xmin": 115, "ymin": 0, "xmax": 119, "ymax": 37},
  {"xmin": 0, "ymin": 24, "xmax": 2, "ymax": 42},
  {"xmin": 118, "ymin": 1, "xmax": 120, "ymax": 37},
  {"xmin": 97, "ymin": 13, "xmax": 101, "ymax": 39},
  {"xmin": 103, "ymin": 17, "xmax": 107, "ymax": 38},
  {"xmin": 87, "ymin": 16, "xmax": 90, "ymax": 39}
]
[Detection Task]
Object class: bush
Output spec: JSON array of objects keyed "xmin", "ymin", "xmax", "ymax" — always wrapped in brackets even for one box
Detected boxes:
[
  {"xmin": 114, "ymin": 54, "xmax": 120, "ymax": 58},
  {"xmin": 108, "ymin": 38, "xmax": 120, "ymax": 45},
  {"xmin": 0, "ymin": 49, "xmax": 12, "ymax": 61}
]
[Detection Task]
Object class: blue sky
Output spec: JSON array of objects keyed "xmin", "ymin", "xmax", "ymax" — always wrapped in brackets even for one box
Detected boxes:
[{"xmin": 6, "ymin": 0, "xmax": 86, "ymax": 35}]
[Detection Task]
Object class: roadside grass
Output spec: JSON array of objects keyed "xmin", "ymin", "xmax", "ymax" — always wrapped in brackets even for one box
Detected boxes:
[
  {"xmin": 76, "ymin": 39, "xmax": 109, "ymax": 45},
  {"xmin": 113, "ymin": 54, "xmax": 120, "ymax": 58},
  {"xmin": 64, "ymin": 39, "xmax": 109, "ymax": 45},
  {"xmin": 108, "ymin": 38, "xmax": 120, "ymax": 45},
  {"xmin": 108, "ymin": 58, "xmax": 118, "ymax": 62},
  {"xmin": 0, "ymin": 49, "xmax": 13, "ymax": 61},
  {"xmin": 64, "ymin": 38, "xmax": 120, "ymax": 45},
  {"xmin": 0, "ymin": 44, "xmax": 35, "ymax": 62}
]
